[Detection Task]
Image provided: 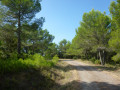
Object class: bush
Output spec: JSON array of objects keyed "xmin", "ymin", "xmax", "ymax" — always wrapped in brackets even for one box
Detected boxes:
[
  {"xmin": 73, "ymin": 56, "xmax": 78, "ymax": 59},
  {"xmin": 95, "ymin": 60, "xmax": 101, "ymax": 64},
  {"xmin": 52, "ymin": 55, "xmax": 59, "ymax": 64},
  {"xmin": 9, "ymin": 53, "xmax": 18, "ymax": 60},
  {"xmin": 0, "ymin": 54, "xmax": 59, "ymax": 74},
  {"xmin": 112, "ymin": 53, "xmax": 120, "ymax": 63},
  {"xmin": 0, "ymin": 59, "xmax": 28, "ymax": 74},
  {"xmin": 81, "ymin": 56, "xmax": 86, "ymax": 59},
  {"xmin": 31, "ymin": 54, "xmax": 55, "ymax": 67},
  {"xmin": 90, "ymin": 57, "xmax": 96, "ymax": 63},
  {"xmin": 44, "ymin": 54, "xmax": 52, "ymax": 60}
]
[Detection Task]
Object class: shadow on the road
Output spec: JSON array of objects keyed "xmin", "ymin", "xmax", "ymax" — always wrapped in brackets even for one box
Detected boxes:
[
  {"xmin": 53, "ymin": 80, "xmax": 120, "ymax": 90},
  {"xmin": 73, "ymin": 65, "xmax": 117, "ymax": 71},
  {"xmin": 55, "ymin": 63, "xmax": 117, "ymax": 72},
  {"xmin": 56, "ymin": 59, "xmax": 117, "ymax": 72}
]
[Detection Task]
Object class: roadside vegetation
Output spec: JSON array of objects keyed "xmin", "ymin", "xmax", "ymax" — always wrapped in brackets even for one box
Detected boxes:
[
  {"xmin": 0, "ymin": 0, "xmax": 59, "ymax": 89},
  {"xmin": 0, "ymin": 54, "xmax": 59, "ymax": 74}
]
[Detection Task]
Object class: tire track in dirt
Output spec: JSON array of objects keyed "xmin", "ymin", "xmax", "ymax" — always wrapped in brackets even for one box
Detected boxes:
[{"xmin": 62, "ymin": 59, "xmax": 120, "ymax": 90}]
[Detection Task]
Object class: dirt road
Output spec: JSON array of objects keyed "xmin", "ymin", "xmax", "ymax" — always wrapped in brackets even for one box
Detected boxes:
[{"xmin": 62, "ymin": 59, "xmax": 120, "ymax": 90}]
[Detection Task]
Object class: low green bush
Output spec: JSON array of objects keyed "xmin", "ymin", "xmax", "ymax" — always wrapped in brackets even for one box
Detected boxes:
[
  {"xmin": 44, "ymin": 54, "xmax": 52, "ymax": 60},
  {"xmin": 9, "ymin": 53, "xmax": 18, "ymax": 60},
  {"xmin": 73, "ymin": 56, "xmax": 78, "ymax": 59},
  {"xmin": 0, "ymin": 54, "xmax": 59, "ymax": 74},
  {"xmin": 52, "ymin": 55, "xmax": 59, "ymax": 64},
  {"xmin": 112, "ymin": 53, "xmax": 120, "ymax": 63},
  {"xmin": 95, "ymin": 59, "xmax": 101, "ymax": 64},
  {"xmin": 90, "ymin": 57, "xmax": 96, "ymax": 63}
]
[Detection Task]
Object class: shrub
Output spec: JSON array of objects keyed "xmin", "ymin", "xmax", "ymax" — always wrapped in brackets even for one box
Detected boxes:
[
  {"xmin": 112, "ymin": 53, "xmax": 120, "ymax": 63},
  {"xmin": 9, "ymin": 53, "xmax": 18, "ymax": 60},
  {"xmin": 0, "ymin": 54, "xmax": 59, "ymax": 74},
  {"xmin": 81, "ymin": 56, "xmax": 86, "ymax": 59},
  {"xmin": 73, "ymin": 56, "xmax": 78, "ymax": 59},
  {"xmin": 0, "ymin": 59, "xmax": 28, "ymax": 74},
  {"xmin": 31, "ymin": 54, "xmax": 53, "ymax": 68},
  {"xmin": 95, "ymin": 60, "xmax": 101, "ymax": 64},
  {"xmin": 90, "ymin": 57, "xmax": 96, "ymax": 63},
  {"xmin": 52, "ymin": 55, "xmax": 59, "ymax": 64},
  {"xmin": 44, "ymin": 54, "xmax": 52, "ymax": 60}
]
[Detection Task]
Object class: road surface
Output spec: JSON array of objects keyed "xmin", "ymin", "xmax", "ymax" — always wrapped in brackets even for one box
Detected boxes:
[{"xmin": 62, "ymin": 59, "xmax": 120, "ymax": 90}]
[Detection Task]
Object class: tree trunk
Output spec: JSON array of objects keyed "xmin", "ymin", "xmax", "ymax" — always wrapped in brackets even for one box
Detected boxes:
[
  {"xmin": 25, "ymin": 47, "xmax": 28, "ymax": 54},
  {"xmin": 32, "ymin": 41, "xmax": 35, "ymax": 55},
  {"xmin": 99, "ymin": 50, "xmax": 103, "ymax": 65},
  {"xmin": 17, "ymin": 11, "xmax": 21, "ymax": 58},
  {"xmin": 102, "ymin": 50, "xmax": 105, "ymax": 65},
  {"xmin": 97, "ymin": 53, "xmax": 99, "ymax": 60}
]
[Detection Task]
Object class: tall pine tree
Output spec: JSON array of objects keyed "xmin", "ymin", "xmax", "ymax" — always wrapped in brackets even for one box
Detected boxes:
[{"xmin": 1, "ymin": 0, "xmax": 41, "ymax": 58}]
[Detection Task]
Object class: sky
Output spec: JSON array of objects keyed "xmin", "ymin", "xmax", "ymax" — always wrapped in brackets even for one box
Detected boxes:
[{"xmin": 36, "ymin": 0, "xmax": 114, "ymax": 44}]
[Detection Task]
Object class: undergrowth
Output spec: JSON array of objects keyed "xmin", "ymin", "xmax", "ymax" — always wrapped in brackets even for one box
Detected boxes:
[{"xmin": 0, "ymin": 54, "xmax": 59, "ymax": 74}]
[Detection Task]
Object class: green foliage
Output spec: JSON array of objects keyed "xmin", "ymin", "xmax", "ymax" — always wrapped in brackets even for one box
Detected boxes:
[
  {"xmin": 109, "ymin": 0, "xmax": 120, "ymax": 52},
  {"xmin": 108, "ymin": 0, "xmax": 120, "ymax": 64},
  {"xmin": 73, "ymin": 56, "xmax": 78, "ymax": 59},
  {"xmin": 112, "ymin": 53, "xmax": 120, "ymax": 62},
  {"xmin": 9, "ymin": 53, "xmax": 18, "ymax": 60},
  {"xmin": 0, "ymin": 54, "xmax": 59, "ymax": 74},
  {"xmin": 90, "ymin": 57, "xmax": 101, "ymax": 64},
  {"xmin": 95, "ymin": 60, "xmax": 101, "ymax": 64},
  {"xmin": 0, "ymin": 3, "xmax": 55, "ymax": 58},
  {"xmin": 1, "ymin": 0, "xmax": 42, "ymax": 56},
  {"xmin": 109, "ymin": 0, "xmax": 120, "ymax": 28},
  {"xmin": 52, "ymin": 55, "xmax": 59, "ymax": 64},
  {"xmin": 44, "ymin": 54, "xmax": 53, "ymax": 60},
  {"xmin": 0, "ymin": 24, "xmax": 17, "ymax": 59},
  {"xmin": 58, "ymin": 39, "xmax": 71, "ymax": 58},
  {"xmin": 22, "ymin": 22, "xmax": 55, "ymax": 55},
  {"xmin": 77, "ymin": 9, "xmax": 110, "ymax": 53},
  {"xmin": 45, "ymin": 43, "xmax": 58, "ymax": 58},
  {"xmin": 109, "ymin": 30, "xmax": 120, "ymax": 52},
  {"xmin": 59, "ymin": 39, "xmax": 67, "ymax": 54},
  {"xmin": 1, "ymin": 0, "xmax": 41, "ymax": 20},
  {"xmin": 90, "ymin": 57, "xmax": 96, "ymax": 63},
  {"xmin": 67, "ymin": 9, "xmax": 111, "ymax": 65}
]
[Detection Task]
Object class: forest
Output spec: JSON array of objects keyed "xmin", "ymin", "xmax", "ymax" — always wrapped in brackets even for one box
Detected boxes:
[{"xmin": 0, "ymin": 0, "xmax": 120, "ymax": 89}]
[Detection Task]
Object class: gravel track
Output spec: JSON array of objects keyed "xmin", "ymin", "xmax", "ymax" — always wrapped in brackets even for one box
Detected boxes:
[{"xmin": 62, "ymin": 59, "xmax": 120, "ymax": 90}]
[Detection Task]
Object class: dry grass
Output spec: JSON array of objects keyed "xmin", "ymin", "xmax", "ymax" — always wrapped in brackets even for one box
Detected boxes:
[{"xmin": 51, "ymin": 61, "xmax": 80, "ymax": 90}]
